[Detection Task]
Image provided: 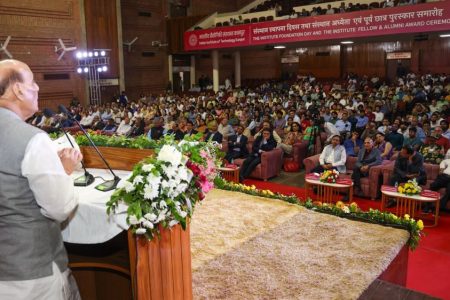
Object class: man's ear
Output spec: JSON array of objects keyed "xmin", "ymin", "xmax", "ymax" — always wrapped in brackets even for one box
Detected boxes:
[{"xmin": 12, "ymin": 82, "xmax": 25, "ymax": 102}]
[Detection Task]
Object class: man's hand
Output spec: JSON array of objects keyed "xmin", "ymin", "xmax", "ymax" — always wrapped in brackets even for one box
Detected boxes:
[
  {"xmin": 406, "ymin": 173, "xmax": 417, "ymax": 179},
  {"xmin": 58, "ymin": 148, "xmax": 83, "ymax": 175},
  {"xmin": 323, "ymin": 163, "xmax": 332, "ymax": 169},
  {"xmin": 360, "ymin": 165, "xmax": 369, "ymax": 173}
]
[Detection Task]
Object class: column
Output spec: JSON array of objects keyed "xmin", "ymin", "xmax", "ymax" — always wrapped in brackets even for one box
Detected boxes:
[
  {"xmin": 168, "ymin": 55, "xmax": 173, "ymax": 92},
  {"xmin": 234, "ymin": 50, "xmax": 241, "ymax": 88},
  {"xmin": 212, "ymin": 50, "xmax": 219, "ymax": 92},
  {"xmin": 190, "ymin": 55, "xmax": 196, "ymax": 89},
  {"xmin": 116, "ymin": 0, "xmax": 125, "ymax": 92}
]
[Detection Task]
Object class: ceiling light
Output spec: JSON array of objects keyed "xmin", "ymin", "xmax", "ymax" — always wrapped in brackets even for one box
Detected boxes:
[
  {"xmin": 102, "ymin": 66, "xmax": 108, "ymax": 72},
  {"xmin": 100, "ymin": 50, "xmax": 106, "ymax": 56},
  {"xmin": 76, "ymin": 52, "xmax": 82, "ymax": 59},
  {"xmin": 341, "ymin": 41, "xmax": 354, "ymax": 44},
  {"xmin": 76, "ymin": 67, "xmax": 82, "ymax": 73},
  {"xmin": 440, "ymin": 34, "xmax": 450, "ymax": 38},
  {"xmin": 83, "ymin": 67, "xmax": 89, "ymax": 73},
  {"xmin": 274, "ymin": 45, "xmax": 286, "ymax": 49}
]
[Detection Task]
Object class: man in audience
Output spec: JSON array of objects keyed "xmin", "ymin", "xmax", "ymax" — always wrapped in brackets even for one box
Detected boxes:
[
  {"xmin": 184, "ymin": 120, "xmax": 198, "ymax": 137},
  {"xmin": 351, "ymin": 137, "xmax": 382, "ymax": 196},
  {"xmin": 389, "ymin": 145, "xmax": 426, "ymax": 186},
  {"xmin": 116, "ymin": 116, "xmax": 132, "ymax": 136},
  {"xmin": 429, "ymin": 153, "xmax": 450, "ymax": 212},
  {"xmin": 344, "ymin": 131, "xmax": 363, "ymax": 157},
  {"xmin": 204, "ymin": 121, "xmax": 223, "ymax": 144},
  {"xmin": 420, "ymin": 134, "xmax": 444, "ymax": 164},
  {"xmin": 147, "ymin": 117, "xmax": 165, "ymax": 140},
  {"xmin": 311, "ymin": 135, "xmax": 347, "ymax": 174},
  {"xmin": 335, "ymin": 110, "xmax": 352, "ymax": 138},
  {"xmin": 386, "ymin": 123, "xmax": 404, "ymax": 151},
  {"xmin": 403, "ymin": 127, "xmax": 423, "ymax": 151},
  {"xmin": 433, "ymin": 126, "xmax": 450, "ymax": 152},
  {"xmin": 225, "ymin": 124, "xmax": 248, "ymax": 163}
]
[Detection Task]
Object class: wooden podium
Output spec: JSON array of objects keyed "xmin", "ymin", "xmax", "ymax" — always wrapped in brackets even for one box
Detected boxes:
[{"xmin": 68, "ymin": 146, "xmax": 192, "ymax": 300}]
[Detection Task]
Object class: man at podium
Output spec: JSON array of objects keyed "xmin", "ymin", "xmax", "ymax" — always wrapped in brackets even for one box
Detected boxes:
[{"xmin": 0, "ymin": 59, "xmax": 82, "ymax": 299}]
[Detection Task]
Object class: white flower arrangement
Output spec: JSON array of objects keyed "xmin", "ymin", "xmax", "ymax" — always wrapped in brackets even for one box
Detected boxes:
[{"xmin": 107, "ymin": 135, "xmax": 221, "ymax": 239}]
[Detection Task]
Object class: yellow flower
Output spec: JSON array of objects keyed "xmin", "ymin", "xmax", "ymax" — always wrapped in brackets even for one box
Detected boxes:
[
  {"xmin": 267, "ymin": 191, "xmax": 274, "ymax": 196},
  {"xmin": 417, "ymin": 220, "xmax": 424, "ymax": 230},
  {"xmin": 336, "ymin": 201, "xmax": 345, "ymax": 209},
  {"xmin": 350, "ymin": 202, "xmax": 358, "ymax": 209},
  {"xmin": 251, "ymin": 185, "xmax": 256, "ymax": 190},
  {"xmin": 404, "ymin": 214, "xmax": 410, "ymax": 220},
  {"xmin": 262, "ymin": 190, "xmax": 268, "ymax": 195}
]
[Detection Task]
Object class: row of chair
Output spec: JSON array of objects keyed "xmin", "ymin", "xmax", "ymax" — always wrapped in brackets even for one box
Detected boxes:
[{"xmin": 216, "ymin": 16, "xmax": 274, "ymax": 27}]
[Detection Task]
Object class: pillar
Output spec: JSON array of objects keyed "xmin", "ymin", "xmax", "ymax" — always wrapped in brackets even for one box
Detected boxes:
[
  {"xmin": 234, "ymin": 51, "xmax": 241, "ymax": 88},
  {"xmin": 116, "ymin": 0, "xmax": 125, "ymax": 92},
  {"xmin": 212, "ymin": 50, "xmax": 219, "ymax": 92},
  {"xmin": 168, "ymin": 55, "xmax": 173, "ymax": 92},
  {"xmin": 190, "ymin": 55, "xmax": 196, "ymax": 89}
]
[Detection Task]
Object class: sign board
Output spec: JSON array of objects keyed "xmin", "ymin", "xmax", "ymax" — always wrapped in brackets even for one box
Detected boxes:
[
  {"xmin": 386, "ymin": 52, "xmax": 412, "ymax": 59},
  {"xmin": 184, "ymin": 2, "xmax": 450, "ymax": 51},
  {"xmin": 281, "ymin": 55, "xmax": 300, "ymax": 63}
]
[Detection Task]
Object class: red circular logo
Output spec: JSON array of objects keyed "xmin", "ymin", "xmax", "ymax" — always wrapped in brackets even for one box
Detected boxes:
[{"xmin": 189, "ymin": 34, "xmax": 198, "ymax": 46}]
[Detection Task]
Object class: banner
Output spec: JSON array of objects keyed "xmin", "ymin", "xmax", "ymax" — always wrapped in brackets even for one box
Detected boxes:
[{"xmin": 184, "ymin": 1, "xmax": 450, "ymax": 51}]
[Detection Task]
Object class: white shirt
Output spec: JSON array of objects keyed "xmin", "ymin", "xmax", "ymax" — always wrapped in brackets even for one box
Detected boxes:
[
  {"xmin": 0, "ymin": 132, "xmax": 78, "ymax": 298},
  {"xmin": 440, "ymin": 159, "xmax": 450, "ymax": 176},
  {"xmin": 116, "ymin": 121, "xmax": 132, "ymax": 136}
]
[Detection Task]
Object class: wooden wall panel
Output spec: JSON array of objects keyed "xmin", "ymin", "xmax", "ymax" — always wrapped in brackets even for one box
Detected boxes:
[
  {"xmin": 241, "ymin": 49, "xmax": 281, "ymax": 79},
  {"xmin": 0, "ymin": 0, "xmax": 85, "ymax": 111},
  {"xmin": 121, "ymin": 0, "xmax": 169, "ymax": 100},
  {"xmin": 190, "ymin": 0, "xmax": 237, "ymax": 16},
  {"xmin": 298, "ymin": 46, "xmax": 340, "ymax": 79},
  {"xmin": 84, "ymin": 0, "xmax": 120, "ymax": 79},
  {"xmin": 415, "ymin": 38, "xmax": 450, "ymax": 74}
]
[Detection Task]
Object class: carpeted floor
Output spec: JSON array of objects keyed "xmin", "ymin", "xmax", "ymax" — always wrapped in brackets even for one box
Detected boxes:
[
  {"xmin": 243, "ymin": 178, "xmax": 450, "ymax": 300},
  {"xmin": 190, "ymin": 189, "xmax": 409, "ymax": 300}
]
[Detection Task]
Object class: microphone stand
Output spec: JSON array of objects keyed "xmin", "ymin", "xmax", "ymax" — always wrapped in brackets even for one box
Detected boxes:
[
  {"xmin": 60, "ymin": 106, "xmax": 120, "ymax": 192},
  {"xmin": 60, "ymin": 128, "xmax": 95, "ymax": 187}
]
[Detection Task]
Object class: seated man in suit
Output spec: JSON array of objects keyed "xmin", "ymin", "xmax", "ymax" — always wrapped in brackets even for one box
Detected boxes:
[
  {"xmin": 389, "ymin": 145, "xmax": 426, "ymax": 186},
  {"xmin": 204, "ymin": 121, "xmax": 223, "ymax": 144},
  {"xmin": 184, "ymin": 120, "xmax": 198, "ymax": 138},
  {"xmin": 387, "ymin": 145, "xmax": 427, "ymax": 207},
  {"xmin": 147, "ymin": 117, "xmax": 166, "ymax": 140},
  {"xmin": 351, "ymin": 137, "xmax": 382, "ymax": 196},
  {"xmin": 225, "ymin": 124, "xmax": 248, "ymax": 163},
  {"xmin": 429, "ymin": 153, "xmax": 450, "ymax": 212},
  {"xmin": 239, "ymin": 128, "xmax": 277, "ymax": 182}
]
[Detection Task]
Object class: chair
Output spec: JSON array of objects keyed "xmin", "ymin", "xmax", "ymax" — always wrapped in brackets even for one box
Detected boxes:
[
  {"xmin": 304, "ymin": 155, "xmax": 386, "ymax": 200},
  {"xmin": 216, "ymin": 22, "xmax": 222, "ymax": 27},
  {"xmin": 283, "ymin": 141, "xmax": 309, "ymax": 170},
  {"xmin": 251, "ymin": 18, "xmax": 258, "ymax": 23},
  {"xmin": 222, "ymin": 21, "xmax": 230, "ymax": 26},
  {"xmin": 267, "ymin": 15, "xmax": 274, "ymax": 21},
  {"xmin": 381, "ymin": 162, "xmax": 448, "ymax": 209},
  {"xmin": 244, "ymin": 19, "xmax": 251, "ymax": 24},
  {"xmin": 259, "ymin": 16, "xmax": 266, "ymax": 22}
]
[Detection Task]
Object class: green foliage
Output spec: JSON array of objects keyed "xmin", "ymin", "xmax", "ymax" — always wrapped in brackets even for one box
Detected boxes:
[{"xmin": 74, "ymin": 133, "xmax": 157, "ymax": 149}]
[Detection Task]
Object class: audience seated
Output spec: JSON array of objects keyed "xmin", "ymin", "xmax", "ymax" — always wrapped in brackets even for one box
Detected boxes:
[
  {"xmin": 344, "ymin": 131, "xmax": 363, "ymax": 157},
  {"xmin": 311, "ymin": 135, "xmax": 346, "ymax": 174},
  {"xmin": 351, "ymin": 137, "xmax": 382, "ymax": 196},
  {"xmin": 225, "ymin": 124, "xmax": 249, "ymax": 163}
]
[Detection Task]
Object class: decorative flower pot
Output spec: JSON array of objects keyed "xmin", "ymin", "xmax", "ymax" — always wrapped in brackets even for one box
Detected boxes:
[
  {"xmin": 129, "ymin": 223, "xmax": 193, "ymax": 300},
  {"xmin": 81, "ymin": 146, "xmax": 154, "ymax": 171}
]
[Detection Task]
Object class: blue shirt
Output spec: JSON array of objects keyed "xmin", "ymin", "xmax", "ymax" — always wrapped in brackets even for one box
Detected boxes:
[
  {"xmin": 355, "ymin": 116, "xmax": 368, "ymax": 128},
  {"xmin": 344, "ymin": 138, "xmax": 363, "ymax": 157},
  {"xmin": 335, "ymin": 119, "xmax": 352, "ymax": 133}
]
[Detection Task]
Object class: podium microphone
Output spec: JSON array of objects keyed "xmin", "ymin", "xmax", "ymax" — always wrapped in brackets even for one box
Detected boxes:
[
  {"xmin": 58, "ymin": 105, "xmax": 120, "ymax": 192},
  {"xmin": 60, "ymin": 128, "xmax": 95, "ymax": 187}
]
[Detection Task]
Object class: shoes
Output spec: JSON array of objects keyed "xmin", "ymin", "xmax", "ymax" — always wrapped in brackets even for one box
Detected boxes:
[{"xmin": 386, "ymin": 199, "xmax": 396, "ymax": 208}]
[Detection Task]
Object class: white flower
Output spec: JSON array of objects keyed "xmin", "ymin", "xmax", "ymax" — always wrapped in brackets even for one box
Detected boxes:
[
  {"xmin": 342, "ymin": 206, "xmax": 350, "ymax": 214},
  {"xmin": 151, "ymin": 202, "xmax": 158, "ymax": 208},
  {"xmin": 162, "ymin": 164, "xmax": 179, "ymax": 179},
  {"xmin": 143, "ymin": 220, "xmax": 154, "ymax": 229},
  {"xmin": 128, "ymin": 215, "xmax": 139, "ymax": 225},
  {"xmin": 156, "ymin": 211, "xmax": 166, "ymax": 222},
  {"xmin": 179, "ymin": 211, "xmax": 187, "ymax": 218},
  {"xmin": 142, "ymin": 163, "xmax": 154, "ymax": 172},
  {"xmin": 133, "ymin": 175, "xmax": 144, "ymax": 185},
  {"xmin": 158, "ymin": 145, "xmax": 182, "ymax": 166},
  {"xmin": 143, "ymin": 184, "xmax": 159, "ymax": 200},
  {"xmin": 159, "ymin": 200, "xmax": 167, "ymax": 209},
  {"xmin": 135, "ymin": 228, "xmax": 147, "ymax": 235},
  {"xmin": 144, "ymin": 213, "xmax": 157, "ymax": 221},
  {"xmin": 169, "ymin": 220, "xmax": 179, "ymax": 227},
  {"xmin": 123, "ymin": 181, "xmax": 135, "ymax": 193}
]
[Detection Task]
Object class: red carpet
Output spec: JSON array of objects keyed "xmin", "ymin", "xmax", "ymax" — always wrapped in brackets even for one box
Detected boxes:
[{"xmin": 244, "ymin": 179, "xmax": 450, "ymax": 300}]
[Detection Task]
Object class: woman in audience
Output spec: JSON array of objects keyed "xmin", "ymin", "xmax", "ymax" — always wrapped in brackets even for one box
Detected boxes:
[
  {"xmin": 278, "ymin": 122, "xmax": 302, "ymax": 155},
  {"xmin": 374, "ymin": 132, "xmax": 394, "ymax": 160}
]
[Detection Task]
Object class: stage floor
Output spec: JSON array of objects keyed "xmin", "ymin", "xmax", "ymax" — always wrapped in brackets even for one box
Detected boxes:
[{"xmin": 190, "ymin": 189, "xmax": 409, "ymax": 300}]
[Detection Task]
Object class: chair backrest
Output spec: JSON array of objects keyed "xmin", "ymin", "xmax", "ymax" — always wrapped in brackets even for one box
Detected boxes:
[
  {"xmin": 216, "ymin": 22, "xmax": 222, "ymax": 27},
  {"xmin": 267, "ymin": 16, "xmax": 274, "ymax": 21},
  {"xmin": 258, "ymin": 16, "xmax": 266, "ymax": 22},
  {"xmin": 244, "ymin": 19, "xmax": 250, "ymax": 24},
  {"xmin": 251, "ymin": 18, "xmax": 258, "ymax": 23}
]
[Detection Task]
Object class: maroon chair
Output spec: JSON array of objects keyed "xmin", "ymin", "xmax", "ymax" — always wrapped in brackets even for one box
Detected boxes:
[{"xmin": 303, "ymin": 155, "xmax": 385, "ymax": 200}]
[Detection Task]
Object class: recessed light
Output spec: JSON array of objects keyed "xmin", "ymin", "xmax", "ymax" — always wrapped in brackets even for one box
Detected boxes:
[
  {"xmin": 274, "ymin": 45, "xmax": 286, "ymax": 49},
  {"xmin": 440, "ymin": 34, "xmax": 450, "ymax": 38},
  {"xmin": 341, "ymin": 41, "xmax": 354, "ymax": 44}
]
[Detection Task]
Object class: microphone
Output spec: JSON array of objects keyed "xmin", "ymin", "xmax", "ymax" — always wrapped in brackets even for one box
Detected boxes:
[
  {"xmin": 60, "ymin": 128, "xmax": 95, "ymax": 187},
  {"xmin": 59, "ymin": 105, "xmax": 120, "ymax": 192}
]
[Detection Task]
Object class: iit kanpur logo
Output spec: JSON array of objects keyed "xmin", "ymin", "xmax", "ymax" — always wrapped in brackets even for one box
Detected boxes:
[{"xmin": 189, "ymin": 34, "xmax": 198, "ymax": 46}]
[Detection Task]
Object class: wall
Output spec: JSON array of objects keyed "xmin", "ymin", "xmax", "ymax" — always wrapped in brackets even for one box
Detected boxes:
[
  {"xmin": 121, "ymin": 0, "xmax": 169, "ymax": 101},
  {"xmin": 0, "ymin": 0, "xmax": 85, "ymax": 110},
  {"xmin": 298, "ymin": 46, "xmax": 340, "ymax": 79},
  {"xmin": 241, "ymin": 49, "xmax": 281, "ymax": 79},
  {"xmin": 190, "ymin": 0, "xmax": 236, "ymax": 16}
]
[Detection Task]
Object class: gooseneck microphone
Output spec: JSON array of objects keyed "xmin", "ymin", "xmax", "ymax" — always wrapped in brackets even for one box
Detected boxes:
[
  {"xmin": 58, "ymin": 105, "xmax": 120, "ymax": 192},
  {"xmin": 60, "ymin": 128, "xmax": 95, "ymax": 187}
]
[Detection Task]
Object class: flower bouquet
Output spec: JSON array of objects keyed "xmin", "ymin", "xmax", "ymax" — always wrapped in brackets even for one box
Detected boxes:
[
  {"xmin": 106, "ymin": 135, "xmax": 220, "ymax": 239},
  {"xmin": 319, "ymin": 169, "xmax": 339, "ymax": 183},
  {"xmin": 397, "ymin": 178, "xmax": 422, "ymax": 196}
]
